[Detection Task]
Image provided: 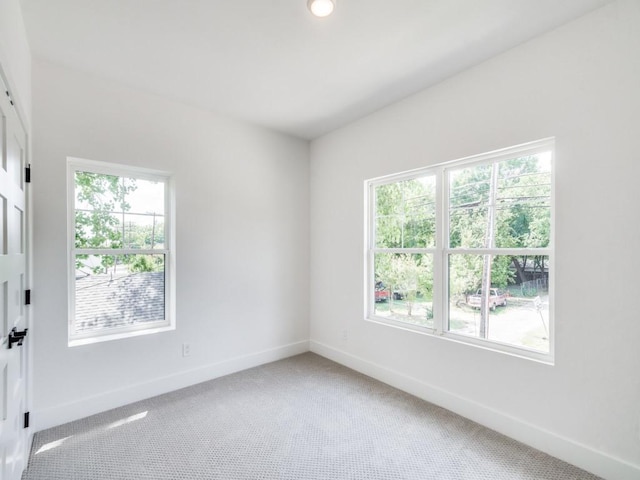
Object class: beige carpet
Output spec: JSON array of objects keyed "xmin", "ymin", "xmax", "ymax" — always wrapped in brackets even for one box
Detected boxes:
[{"xmin": 22, "ymin": 353, "xmax": 601, "ymax": 479}]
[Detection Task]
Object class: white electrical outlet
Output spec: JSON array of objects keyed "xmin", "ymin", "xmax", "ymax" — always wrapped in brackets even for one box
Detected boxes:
[
  {"xmin": 182, "ymin": 343, "xmax": 191, "ymax": 357},
  {"xmin": 342, "ymin": 329, "xmax": 348, "ymax": 341}
]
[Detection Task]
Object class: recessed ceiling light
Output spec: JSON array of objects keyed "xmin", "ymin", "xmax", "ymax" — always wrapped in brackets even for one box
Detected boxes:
[{"xmin": 307, "ymin": 0, "xmax": 335, "ymax": 18}]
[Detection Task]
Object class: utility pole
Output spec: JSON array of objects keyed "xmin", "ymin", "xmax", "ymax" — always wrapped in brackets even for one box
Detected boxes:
[{"xmin": 479, "ymin": 163, "xmax": 499, "ymax": 338}]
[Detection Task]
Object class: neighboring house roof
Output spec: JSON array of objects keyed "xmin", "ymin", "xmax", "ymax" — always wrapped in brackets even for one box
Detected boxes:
[{"xmin": 75, "ymin": 271, "xmax": 165, "ymax": 333}]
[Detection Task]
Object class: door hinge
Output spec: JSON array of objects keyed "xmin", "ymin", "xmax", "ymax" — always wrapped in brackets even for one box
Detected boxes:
[
  {"xmin": 25, "ymin": 164, "xmax": 31, "ymax": 183},
  {"xmin": 24, "ymin": 412, "xmax": 30, "ymax": 429},
  {"xmin": 25, "ymin": 289, "xmax": 31, "ymax": 305}
]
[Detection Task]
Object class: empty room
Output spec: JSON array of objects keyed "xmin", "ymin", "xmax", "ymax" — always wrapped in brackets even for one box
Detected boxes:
[{"xmin": 0, "ymin": 0, "xmax": 638, "ymax": 479}]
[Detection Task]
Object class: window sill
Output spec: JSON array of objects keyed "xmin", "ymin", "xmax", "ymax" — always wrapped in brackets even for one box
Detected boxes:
[
  {"xmin": 68, "ymin": 323, "xmax": 175, "ymax": 347},
  {"xmin": 365, "ymin": 314, "xmax": 554, "ymax": 365}
]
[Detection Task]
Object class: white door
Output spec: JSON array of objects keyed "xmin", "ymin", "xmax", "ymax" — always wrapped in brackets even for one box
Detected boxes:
[{"xmin": 0, "ymin": 73, "xmax": 29, "ymax": 480}]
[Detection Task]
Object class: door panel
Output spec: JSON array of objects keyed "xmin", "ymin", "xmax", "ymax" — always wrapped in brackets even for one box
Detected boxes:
[{"xmin": 0, "ymin": 73, "xmax": 28, "ymax": 480}]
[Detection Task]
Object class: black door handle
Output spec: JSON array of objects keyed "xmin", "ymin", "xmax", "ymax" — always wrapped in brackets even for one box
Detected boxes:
[{"xmin": 8, "ymin": 327, "xmax": 28, "ymax": 349}]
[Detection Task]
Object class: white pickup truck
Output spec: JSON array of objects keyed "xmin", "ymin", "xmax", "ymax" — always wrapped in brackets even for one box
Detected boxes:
[{"xmin": 467, "ymin": 288, "xmax": 508, "ymax": 310}]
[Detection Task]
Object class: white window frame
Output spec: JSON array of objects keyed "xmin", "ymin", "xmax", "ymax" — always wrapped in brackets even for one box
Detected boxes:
[
  {"xmin": 67, "ymin": 157, "xmax": 176, "ymax": 346},
  {"xmin": 365, "ymin": 138, "xmax": 554, "ymax": 363}
]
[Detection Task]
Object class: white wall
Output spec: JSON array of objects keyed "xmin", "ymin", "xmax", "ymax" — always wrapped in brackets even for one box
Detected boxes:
[
  {"xmin": 0, "ymin": 0, "xmax": 31, "ymax": 125},
  {"xmin": 309, "ymin": 1, "xmax": 640, "ymax": 479},
  {"xmin": 32, "ymin": 60, "xmax": 310, "ymax": 429}
]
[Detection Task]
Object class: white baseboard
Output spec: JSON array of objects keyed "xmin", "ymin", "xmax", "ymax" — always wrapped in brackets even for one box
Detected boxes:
[
  {"xmin": 310, "ymin": 340, "xmax": 640, "ymax": 480},
  {"xmin": 34, "ymin": 340, "xmax": 310, "ymax": 432}
]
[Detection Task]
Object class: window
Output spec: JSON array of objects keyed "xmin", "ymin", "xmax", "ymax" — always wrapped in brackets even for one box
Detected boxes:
[
  {"xmin": 367, "ymin": 139, "xmax": 553, "ymax": 361},
  {"xmin": 68, "ymin": 158, "xmax": 175, "ymax": 345}
]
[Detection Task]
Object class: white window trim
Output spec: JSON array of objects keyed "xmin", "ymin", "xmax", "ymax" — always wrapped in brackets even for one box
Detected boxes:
[
  {"xmin": 365, "ymin": 138, "xmax": 555, "ymax": 363},
  {"xmin": 67, "ymin": 157, "xmax": 176, "ymax": 346}
]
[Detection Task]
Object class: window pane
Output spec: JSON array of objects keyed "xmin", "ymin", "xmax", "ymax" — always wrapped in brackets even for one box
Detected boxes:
[
  {"xmin": 375, "ymin": 176, "xmax": 436, "ymax": 248},
  {"xmin": 74, "ymin": 254, "xmax": 165, "ymax": 334},
  {"xmin": 126, "ymin": 178, "xmax": 165, "ymax": 216},
  {"xmin": 75, "ymin": 211, "xmax": 122, "ymax": 249},
  {"xmin": 375, "ymin": 215, "xmax": 402, "ymax": 248},
  {"xmin": 373, "ymin": 253, "xmax": 434, "ymax": 328},
  {"xmin": 449, "ymin": 154, "xmax": 551, "ymax": 249},
  {"xmin": 123, "ymin": 213, "xmax": 165, "ymax": 249},
  {"xmin": 449, "ymin": 164, "xmax": 492, "ymax": 248},
  {"xmin": 449, "ymin": 206, "xmax": 488, "ymax": 249},
  {"xmin": 495, "ymin": 153, "xmax": 551, "ymax": 248},
  {"xmin": 448, "ymin": 254, "xmax": 549, "ymax": 352},
  {"xmin": 75, "ymin": 172, "xmax": 165, "ymax": 250}
]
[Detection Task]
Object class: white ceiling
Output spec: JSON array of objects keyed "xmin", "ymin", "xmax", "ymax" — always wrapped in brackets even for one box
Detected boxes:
[{"xmin": 22, "ymin": 0, "xmax": 614, "ymax": 139}]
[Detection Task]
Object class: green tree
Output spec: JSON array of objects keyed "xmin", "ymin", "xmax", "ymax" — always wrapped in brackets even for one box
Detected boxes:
[
  {"xmin": 376, "ymin": 253, "xmax": 432, "ymax": 316},
  {"xmin": 375, "ymin": 177, "xmax": 436, "ymax": 249},
  {"xmin": 128, "ymin": 254, "xmax": 164, "ymax": 273},
  {"xmin": 375, "ymin": 156, "xmax": 550, "ymax": 322},
  {"xmin": 75, "ymin": 172, "xmax": 137, "ymax": 274},
  {"xmin": 374, "ymin": 177, "xmax": 435, "ymax": 317},
  {"xmin": 124, "ymin": 221, "xmax": 165, "ymax": 249},
  {"xmin": 448, "ymin": 156, "xmax": 550, "ymax": 296}
]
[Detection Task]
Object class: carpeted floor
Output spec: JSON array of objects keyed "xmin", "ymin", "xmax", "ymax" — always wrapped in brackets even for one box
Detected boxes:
[{"xmin": 22, "ymin": 353, "xmax": 601, "ymax": 479}]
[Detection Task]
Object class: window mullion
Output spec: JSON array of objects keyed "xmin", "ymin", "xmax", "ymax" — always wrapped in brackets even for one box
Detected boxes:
[
  {"xmin": 444, "ymin": 248, "xmax": 552, "ymax": 256},
  {"xmin": 372, "ymin": 248, "xmax": 435, "ymax": 255},
  {"xmin": 73, "ymin": 248, "xmax": 169, "ymax": 256}
]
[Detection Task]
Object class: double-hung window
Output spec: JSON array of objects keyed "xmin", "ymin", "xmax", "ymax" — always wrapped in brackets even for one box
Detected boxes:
[
  {"xmin": 367, "ymin": 139, "xmax": 553, "ymax": 361},
  {"xmin": 68, "ymin": 158, "xmax": 175, "ymax": 345}
]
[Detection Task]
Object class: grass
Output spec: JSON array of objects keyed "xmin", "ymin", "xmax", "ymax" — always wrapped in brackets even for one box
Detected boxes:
[{"xmin": 374, "ymin": 291, "xmax": 549, "ymax": 353}]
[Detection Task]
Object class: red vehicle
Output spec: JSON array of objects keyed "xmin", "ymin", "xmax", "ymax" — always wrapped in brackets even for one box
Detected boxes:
[
  {"xmin": 467, "ymin": 288, "xmax": 508, "ymax": 310},
  {"xmin": 375, "ymin": 282, "xmax": 390, "ymax": 302}
]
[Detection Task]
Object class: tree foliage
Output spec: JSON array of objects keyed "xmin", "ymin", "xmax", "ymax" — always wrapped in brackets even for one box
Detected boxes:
[
  {"xmin": 374, "ymin": 155, "xmax": 550, "ymax": 315},
  {"xmin": 375, "ymin": 177, "xmax": 436, "ymax": 249},
  {"xmin": 128, "ymin": 254, "xmax": 164, "ymax": 273},
  {"xmin": 75, "ymin": 172, "xmax": 133, "ymax": 250},
  {"xmin": 75, "ymin": 172, "xmax": 164, "ymax": 274},
  {"xmin": 374, "ymin": 177, "xmax": 436, "ymax": 314},
  {"xmin": 75, "ymin": 172, "xmax": 135, "ymax": 273},
  {"xmin": 376, "ymin": 253, "xmax": 432, "ymax": 315}
]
